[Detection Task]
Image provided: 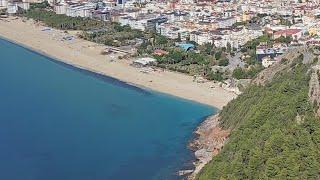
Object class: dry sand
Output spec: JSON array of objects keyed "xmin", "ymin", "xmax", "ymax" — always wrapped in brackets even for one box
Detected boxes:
[{"xmin": 0, "ymin": 17, "xmax": 237, "ymax": 109}]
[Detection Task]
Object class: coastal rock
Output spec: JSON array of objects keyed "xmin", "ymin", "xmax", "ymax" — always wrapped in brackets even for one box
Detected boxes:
[
  {"xmin": 194, "ymin": 149, "xmax": 212, "ymax": 162},
  {"xmin": 178, "ymin": 170, "xmax": 194, "ymax": 176},
  {"xmin": 252, "ymin": 47, "xmax": 303, "ymax": 86},
  {"xmin": 187, "ymin": 114, "xmax": 230, "ymax": 179},
  {"xmin": 309, "ymin": 63, "xmax": 320, "ymax": 116}
]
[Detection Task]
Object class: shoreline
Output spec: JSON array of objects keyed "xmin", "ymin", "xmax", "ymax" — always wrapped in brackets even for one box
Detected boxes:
[
  {"xmin": 1, "ymin": 34, "xmax": 222, "ymax": 180},
  {"xmin": 2, "ymin": 30, "xmax": 220, "ymax": 179},
  {"xmin": 186, "ymin": 114, "xmax": 229, "ymax": 179},
  {"xmin": 0, "ymin": 17, "xmax": 237, "ymax": 109},
  {"xmin": 1, "ymin": 34, "xmax": 218, "ymax": 109},
  {"xmin": 0, "ymin": 35, "xmax": 154, "ymax": 96},
  {"xmin": 0, "ymin": 17, "xmax": 235, "ymax": 177}
]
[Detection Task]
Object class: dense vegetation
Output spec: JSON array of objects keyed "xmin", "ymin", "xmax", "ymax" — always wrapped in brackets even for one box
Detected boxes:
[
  {"xmin": 198, "ymin": 56, "xmax": 320, "ymax": 179},
  {"xmin": 24, "ymin": 9, "xmax": 105, "ymax": 30},
  {"xmin": 80, "ymin": 24, "xmax": 143, "ymax": 47},
  {"xmin": 22, "ymin": 8, "xmax": 143, "ymax": 46},
  {"xmin": 232, "ymin": 34, "xmax": 293, "ymax": 80},
  {"xmin": 139, "ymin": 39, "xmax": 231, "ymax": 81},
  {"xmin": 232, "ymin": 65, "xmax": 264, "ymax": 79},
  {"xmin": 29, "ymin": 1, "xmax": 50, "ymax": 9}
]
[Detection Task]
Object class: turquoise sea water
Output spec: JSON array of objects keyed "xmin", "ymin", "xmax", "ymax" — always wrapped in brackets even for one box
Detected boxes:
[{"xmin": 0, "ymin": 38, "xmax": 216, "ymax": 180}]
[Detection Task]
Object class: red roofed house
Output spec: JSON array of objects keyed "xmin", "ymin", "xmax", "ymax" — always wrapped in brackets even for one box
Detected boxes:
[
  {"xmin": 153, "ymin": 49, "xmax": 169, "ymax": 56},
  {"xmin": 273, "ymin": 29, "xmax": 303, "ymax": 40},
  {"xmin": 265, "ymin": 27, "xmax": 274, "ymax": 35}
]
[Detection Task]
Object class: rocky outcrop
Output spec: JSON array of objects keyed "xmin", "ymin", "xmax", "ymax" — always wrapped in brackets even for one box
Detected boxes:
[
  {"xmin": 177, "ymin": 170, "xmax": 194, "ymax": 176},
  {"xmin": 252, "ymin": 47, "xmax": 303, "ymax": 86},
  {"xmin": 309, "ymin": 64, "xmax": 320, "ymax": 116},
  {"xmin": 184, "ymin": 48, "xmax": 319, "ymax": 179},
  {"xmin": 187, "ymin": 115, "xmax": 229, "ymax": 179}
]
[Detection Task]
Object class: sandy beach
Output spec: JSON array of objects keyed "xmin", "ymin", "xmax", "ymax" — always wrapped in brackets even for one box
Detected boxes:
[{"xmin": 0, "ymin": 17, "xmax": 236, "ymax": 109}]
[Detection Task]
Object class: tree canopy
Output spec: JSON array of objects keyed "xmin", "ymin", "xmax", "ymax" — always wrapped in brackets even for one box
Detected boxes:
[{"xmin": 198, "ymin": 56, "xmax": 320, "ymax": 179}]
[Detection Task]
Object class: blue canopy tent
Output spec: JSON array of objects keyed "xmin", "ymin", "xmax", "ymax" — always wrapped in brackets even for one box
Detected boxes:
[{"xmin": 177, "ymin": 43, "xmax": 195, "ymax": 51}]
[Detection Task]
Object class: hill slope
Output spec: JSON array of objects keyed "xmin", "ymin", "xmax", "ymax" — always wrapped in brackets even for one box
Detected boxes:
[{"xmin": 198, "ymin": 52, "xmax": 320, "ymax": 179}]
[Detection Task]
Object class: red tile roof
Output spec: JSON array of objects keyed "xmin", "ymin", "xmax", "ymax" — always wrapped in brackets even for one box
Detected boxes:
[{"xmin": 274, "ymin": 29, "xmax": 302, "ymax": 36}]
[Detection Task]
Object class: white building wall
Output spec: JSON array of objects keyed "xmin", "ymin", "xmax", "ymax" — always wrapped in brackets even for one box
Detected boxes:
[
  {"xmin": 130, "ymin": 20, "xmax": 146, "ymax": 31},
  {"xmin": 54, "ymin": 4, "xmax": 67, "ymax": 14},
  {"xmin": 197, "ymin": 34, "xmax": 212, "ymax": 45},
  {"xmin": 217, "ymin": 18, "xmax": 236, "ymax": 28},
  {"xmin": 18, "ymin": 2, "xmax": 30, "ymax": 10},
  {"xmin": 65, "ymin": 3, "xmax": 94, "ymax": 17},
  {"xmin": 0, "ymin": 0, "xmax": 8, "ymax": 8},
  {"xmin": 7, "ymin": 3, "xmax": 18, "ymax": 14},
  {"xmin": 119, "ymin": 18, "xmax": 129, "ymax": 26},
  {"xmin": 189, "ymin": 33, "xmax": 197, "ymax": 43}
]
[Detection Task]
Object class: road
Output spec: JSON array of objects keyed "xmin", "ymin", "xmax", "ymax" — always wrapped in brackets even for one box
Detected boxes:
[{"xmin": 227, "ymin": 51, "xmax": 245, "ymax": 70}]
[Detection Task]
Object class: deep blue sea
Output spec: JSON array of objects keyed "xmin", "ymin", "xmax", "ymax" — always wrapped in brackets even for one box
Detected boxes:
[{"xmin": 0, "ymin": 38, "xmax": 216, "ymax": 180}]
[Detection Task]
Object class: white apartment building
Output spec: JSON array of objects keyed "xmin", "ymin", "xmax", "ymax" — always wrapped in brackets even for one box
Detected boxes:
[
  {"xmin": 157, "ymin": 23, "xmax": 180, "ymax": 39},
  {"xmin": 216, "ymin": 17, "xmax": 236, "ymax": 28},
  {"xmin": 6, "ymin": 2, "xmax": 18, "ymax": 13},
  {"xmin": 119, "ymin": 16, "xmax": 144, "ymax": 30},
  {"xmin": 119, "ymin": 15, "xmax": 166, "ymax": 31},
  {"xmin": 54, "ymin": 3, "xmax": 67, "ymax": 14},
  {"xmin": 189, "ymin": 32, "xmax": 213, "ymax": 45},
  {"xmin": 214, "ymin": 35, "xmax": 230, "ymax": 48},
  {"xmin": 229, "ymin": 28, "xmax": 263, "ymax": 49},
  {"xmin": 0, "ymin": 0, "xmax": 8, "ymax": 8},
  {"xmin": 66, "ymin": 3, "xmax": 95, "ymax": 17},
  {"xmin": 6, "ymin": 0, "xmax": 29, "ymax": 14}
]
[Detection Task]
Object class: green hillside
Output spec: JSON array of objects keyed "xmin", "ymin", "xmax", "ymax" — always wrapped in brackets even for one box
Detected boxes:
[{"xmin": 198, "ymin": 55, "xmax": 320, "ymax": 179}]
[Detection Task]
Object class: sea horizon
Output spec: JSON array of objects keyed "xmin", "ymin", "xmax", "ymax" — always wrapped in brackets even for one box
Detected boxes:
[{"xmin": 0, "ymin": 37, "xmax": 217, "ymax": 179}]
